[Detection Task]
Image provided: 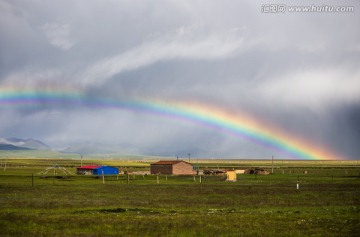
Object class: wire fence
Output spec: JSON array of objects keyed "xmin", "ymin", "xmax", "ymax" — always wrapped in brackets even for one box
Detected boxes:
[{"xmin": 1, "ymin": 169, "xmax": 359, "ymax": 187}]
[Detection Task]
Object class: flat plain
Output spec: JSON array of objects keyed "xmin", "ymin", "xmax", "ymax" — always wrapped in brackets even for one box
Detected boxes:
[{"xmin": 0, "ymin": 158, "xmax": 359, "ymax": 236}]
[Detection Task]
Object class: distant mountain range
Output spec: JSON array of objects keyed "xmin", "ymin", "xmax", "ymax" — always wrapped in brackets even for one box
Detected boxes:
[
  {"xmin": 59, "ymin": 142, "xmax": 137, "ymax": 155},
  {"xmin": 0, "ymin": 138, "xmax": 50, "ymax": 150},
  {"xmin": 0, "ymin": 138, "xmax": 120, "ymax": 154},
  {"xmin": 0, "ymin": 144, "xmax": 33, "ymax": 150},
  {"xmin": 0, "ymin": 137, "xmax": 201, "ymax": 157},
  {"xmin": 61, "ymin": 144, "xmax": 116, "ymax": 155}
]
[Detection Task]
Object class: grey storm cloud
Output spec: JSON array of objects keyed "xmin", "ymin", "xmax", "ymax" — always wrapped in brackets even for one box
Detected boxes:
[{"xmin": 1, "ymin": 0, "xmax": 360, "ymax": 159}]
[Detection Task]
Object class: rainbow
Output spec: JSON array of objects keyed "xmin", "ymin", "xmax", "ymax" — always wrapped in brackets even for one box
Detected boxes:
[{"xmin": 0, "ymin": 88, "xmax": 345, "ymax": 160}]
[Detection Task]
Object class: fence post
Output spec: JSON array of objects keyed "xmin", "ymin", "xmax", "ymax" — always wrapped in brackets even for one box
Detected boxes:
[
  {"xmin": 102, "ymin": 170, "xmax": 105, "ymax": 184},
  {"xmin": 32, "ymin": 174, "xmax": 34, "ymax": 187}
]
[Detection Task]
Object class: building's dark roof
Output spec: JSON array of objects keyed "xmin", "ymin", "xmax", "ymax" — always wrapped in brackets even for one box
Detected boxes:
[{"xmin": 151, "ymin": 160, "xmax": 191, "ymax": 165}]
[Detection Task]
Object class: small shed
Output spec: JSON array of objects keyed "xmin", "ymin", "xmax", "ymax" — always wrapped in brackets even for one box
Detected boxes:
[
  {"xmin": 93, "ymin": 166, "xmax": 119, "ymax": 175},
  {"xmin": 150, "ymin": 160, "xmax": 195, "ymax": 175},
  {"xmin": 235, "ymin": 169, "xmax": 245, "ymax": 174},
  {"xmin": 226, "ymin": 170, "xmax": 237, "ymax": 182}
]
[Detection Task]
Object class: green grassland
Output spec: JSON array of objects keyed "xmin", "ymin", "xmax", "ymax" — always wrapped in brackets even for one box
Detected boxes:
[
  {"xmin": 0, "ymin": 158, "xmax": 359, "ymax": 236},
  {"xmin": 0, "ymin": 150, "xmax": 165, "ymax": 162}
]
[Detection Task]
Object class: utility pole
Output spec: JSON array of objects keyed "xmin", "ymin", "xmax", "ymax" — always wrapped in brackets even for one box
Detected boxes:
[
  {"xmin": 188, "ymin": 153, "xmax": 191, "ymax": 162},
  {"xmin": 271, "ymin": 156, "xmax": 274, "ymax": 174}
]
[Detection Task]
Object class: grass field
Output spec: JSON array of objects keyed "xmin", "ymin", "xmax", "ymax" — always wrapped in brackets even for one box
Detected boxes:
[{"xmin": 0, "ymin": 158, "xmax": 359, "ymax": 236}]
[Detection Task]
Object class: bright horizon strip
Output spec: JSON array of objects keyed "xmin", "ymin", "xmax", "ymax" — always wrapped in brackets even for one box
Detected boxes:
[{"xmin": 0, "ymin": 88, "xmax": 345, "ymax": 160}]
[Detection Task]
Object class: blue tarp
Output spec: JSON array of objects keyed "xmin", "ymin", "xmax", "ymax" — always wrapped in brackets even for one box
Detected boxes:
[{"xmin": 93, "ymin": 166, "xmax": 119, "ymax": 175}]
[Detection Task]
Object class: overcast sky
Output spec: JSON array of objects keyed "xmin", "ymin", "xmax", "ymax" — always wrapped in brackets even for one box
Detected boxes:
[{"xmin": 1, "ymin": 0, "xmax": 359, "ymax": 159}]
